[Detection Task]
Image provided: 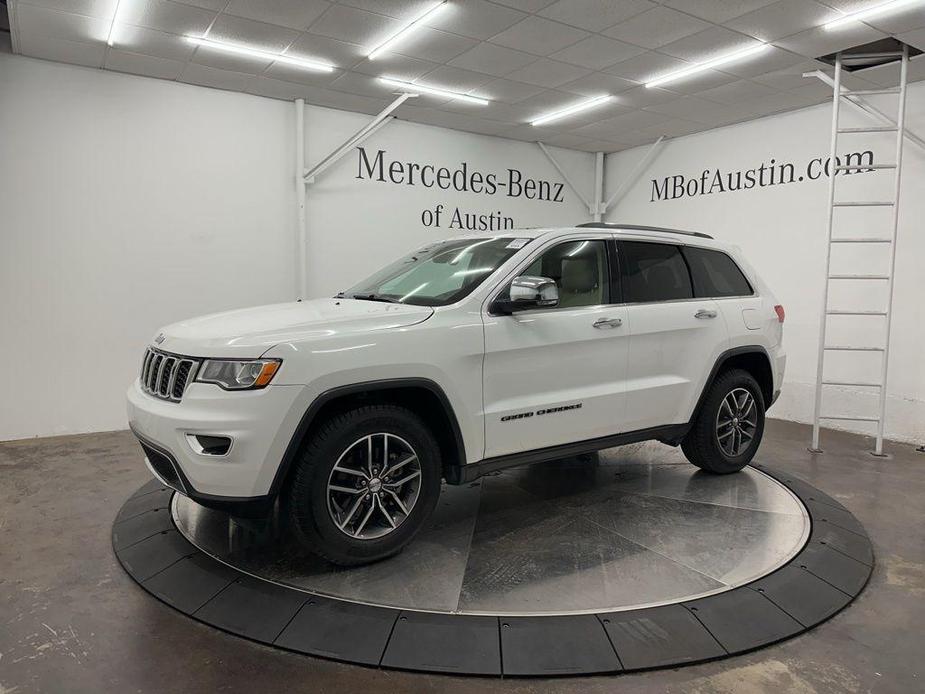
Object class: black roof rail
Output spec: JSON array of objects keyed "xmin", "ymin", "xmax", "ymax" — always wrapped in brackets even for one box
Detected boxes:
[{"xmin": 576, "ymin": 222, "xmax": 713, "ymax": 240}]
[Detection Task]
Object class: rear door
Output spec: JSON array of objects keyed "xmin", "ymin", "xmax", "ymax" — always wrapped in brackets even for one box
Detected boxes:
[
  {"xmin": 481, "ymin": 236, "xmax": 629, "ymax": 458},
  {"xmin": 681, "ymin": 245, "xmax": 762, "ymax": 339},
  {"xmin": 619, "ymin": 240, "xmax": 730, "ymax": 431}
]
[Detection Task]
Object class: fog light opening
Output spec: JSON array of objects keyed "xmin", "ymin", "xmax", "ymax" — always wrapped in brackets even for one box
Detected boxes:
[{"xmin": 187, "ymin": 434, "xmax": 233, "ymax": 456}]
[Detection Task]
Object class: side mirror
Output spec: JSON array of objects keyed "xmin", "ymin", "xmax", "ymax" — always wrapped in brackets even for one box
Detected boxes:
[{"xmin": 492, "ymin": 276, "xmax": 559, "ymax": 315}]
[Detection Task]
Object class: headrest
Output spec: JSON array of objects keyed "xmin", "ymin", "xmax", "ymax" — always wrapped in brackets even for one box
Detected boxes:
[{"xmin": 560, "ymin": 257, "xmax": 598, "ymax": 293}]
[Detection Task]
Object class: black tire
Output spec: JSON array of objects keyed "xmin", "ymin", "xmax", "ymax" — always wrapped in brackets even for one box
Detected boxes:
[
  {"xmin": 681, "ymin": 369, "xmax": 765, "ymax": 474},
  {"xmin": 286, "ymin": 404, "xmax": 442, "ymax": 566}
]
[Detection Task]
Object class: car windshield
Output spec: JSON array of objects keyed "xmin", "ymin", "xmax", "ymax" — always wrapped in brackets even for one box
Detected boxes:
[{"xmin": 342, "ymin": 237, "xmax": 527, "ymax": 307}]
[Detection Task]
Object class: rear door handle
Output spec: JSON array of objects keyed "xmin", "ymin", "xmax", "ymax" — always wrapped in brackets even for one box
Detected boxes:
[
  {"xmin": 593, "ymin": 317, "xmax": 623, "ymax": 329},
  {"xmin": 695, "ymin": 309, "xmax": 718, "ymax": 319}
]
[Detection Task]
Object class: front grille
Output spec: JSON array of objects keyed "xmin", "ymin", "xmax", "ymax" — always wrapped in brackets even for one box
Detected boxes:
[
  {"xmin": 139, "ymin": 440, "xmax": 186, "ymax": 493},
  {"xmin": 140, "ymin": 347, "xmax": 199, "ymax": 402}
]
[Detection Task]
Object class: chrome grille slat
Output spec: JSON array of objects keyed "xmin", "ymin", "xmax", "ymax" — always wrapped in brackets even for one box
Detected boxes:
[{"xmin": 140, "ymin": 347, "xmax": 201, "ymax": 403}]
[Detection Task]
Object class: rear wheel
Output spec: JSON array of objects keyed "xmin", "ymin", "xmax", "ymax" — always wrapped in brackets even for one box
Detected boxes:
[
  {"xmin": 286, "ymin": 404, "xmax": 441, "ymax": 566},
  {"xmin": 681, "ymin": 369, "xmax": 765, "ymax": 474}
]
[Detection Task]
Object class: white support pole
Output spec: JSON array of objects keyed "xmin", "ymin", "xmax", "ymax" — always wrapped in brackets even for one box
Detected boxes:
[
  {"xmin": 604, "ymin": 135, "xmax": 665, "ymax": 213},
  {"xmin": 593, "ymin": 152, "xmax": 604, "ymax": 222},
  {"xmin": 536, "ymin": 142, "xmax": 593, "ymax": 214},
  {"xmin": 304, "ymin": 93, "xmax": 415, "ymax": 183},
  {"xmin": 295, "ymin": 98, "xmax": 307, "ymax": 300},
  {"xmin": 803, "ymin": 70, "xmax": 925, "ymax": 153}
]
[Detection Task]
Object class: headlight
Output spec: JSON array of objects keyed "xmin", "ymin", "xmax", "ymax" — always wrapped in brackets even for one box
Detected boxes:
[{"xmin": 196, "ymin": 359, "xmax": 281, "ymax": 390}]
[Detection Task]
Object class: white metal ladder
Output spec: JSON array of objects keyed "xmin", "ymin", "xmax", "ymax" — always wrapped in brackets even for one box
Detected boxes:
[{"xmin": 811, "ymin": 45, "xmax": 909, "ymax": 456}]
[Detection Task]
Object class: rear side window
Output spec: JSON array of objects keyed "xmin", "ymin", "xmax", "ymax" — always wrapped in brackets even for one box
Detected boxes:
[
  {"xmin": 683, "ymin": 247, "xmax": 753, "ymax": 298},
  {"xmin": 620, "ymin": 241, "xmax": 693, "ymax": 303}
]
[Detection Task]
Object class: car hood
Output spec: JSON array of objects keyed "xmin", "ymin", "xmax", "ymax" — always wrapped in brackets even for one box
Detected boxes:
[{"xmin": 152, "ymin": 298, "xmax": 434, "ymax": 358}]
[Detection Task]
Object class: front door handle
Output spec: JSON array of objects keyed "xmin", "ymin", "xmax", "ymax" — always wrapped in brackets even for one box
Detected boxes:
[
  {"xmin": 593, "ymin": 317, "xmax": 623, "ymax": 329},
  {"xmin": 695, "ymin": 309, "xmax": 718, "ymax": 319}
]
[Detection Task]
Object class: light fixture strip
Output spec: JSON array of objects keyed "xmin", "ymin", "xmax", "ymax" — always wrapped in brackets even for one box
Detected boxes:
[
  {"xmin": 824, "ymin": 0, "xmax": 923, "ymax": 30},
  {"xmin": 106, "ymin": 0, "xmax": 125, "ymax": 47},
  {"xmin": 186, "ymin": 37, "xmax": 334, "ymax": 72},
  {"xmin": 378, "ymin": 77, "xmax": 488, "ymax": 105},
  {"xmin": 645, "ymin": 43, "xmax": 770, "ymax": 89},
  {"xmin": 368, "ymin": 1, "xmax": 448, "ymax": 60},
  {"xmin": 530, "ymin": 95, "xmax": 612, "ymax": 127}
]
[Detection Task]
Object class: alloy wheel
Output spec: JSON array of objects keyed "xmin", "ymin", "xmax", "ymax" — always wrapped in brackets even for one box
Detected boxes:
[
  {"xmin": 326, "ymin": 433, "xmax": 422, "ymax": 540},
  {"xmin": 715, "ymin": 387, "xmax": 758, "ymax": 457}
]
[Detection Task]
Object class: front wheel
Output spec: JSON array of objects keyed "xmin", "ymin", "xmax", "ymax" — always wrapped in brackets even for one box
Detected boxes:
[
  {"xmin": 681, "ymin": 369, "xmax": 765, "ymax": 474},
  {"xmin": 286, "ymin": 404, "xmax": 442, "ymax": 566}
]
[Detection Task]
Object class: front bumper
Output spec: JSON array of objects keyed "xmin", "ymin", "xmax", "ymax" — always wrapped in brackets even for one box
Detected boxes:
[{"xmin": 126, "ymin": 378, "xmax": 304, "ymax": 502}]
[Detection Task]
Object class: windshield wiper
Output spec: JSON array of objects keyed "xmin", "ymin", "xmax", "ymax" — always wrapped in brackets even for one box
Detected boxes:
[{"xmin": 350, "ymin": 293, "xmax": 399, "ymax": 304}]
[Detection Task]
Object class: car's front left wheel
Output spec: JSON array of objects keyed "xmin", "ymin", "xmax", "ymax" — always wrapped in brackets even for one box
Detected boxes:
[{"xmin": 286, "ymin": 404, "xmax": 442, "ymax": 566}]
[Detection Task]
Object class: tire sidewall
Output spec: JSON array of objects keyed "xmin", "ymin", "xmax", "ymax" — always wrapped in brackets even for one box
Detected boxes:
[{"xmin": 291, "ymin": 407, "xmax": 441, "ymax": 564}]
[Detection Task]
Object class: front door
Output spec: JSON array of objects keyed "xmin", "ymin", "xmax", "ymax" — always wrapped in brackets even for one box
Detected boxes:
[{"xmin": 481, "ymin": 237, "xmax": 629, "ymax": 458}]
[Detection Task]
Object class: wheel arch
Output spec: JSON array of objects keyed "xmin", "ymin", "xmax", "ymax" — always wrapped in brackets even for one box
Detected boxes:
[
  {"xmin": 691, "ymin": 346, "xmax": 775, "ymax": 425},
  {"xmin": 268, "ymin": 378, "xmax": 466, "ymax": 499}
]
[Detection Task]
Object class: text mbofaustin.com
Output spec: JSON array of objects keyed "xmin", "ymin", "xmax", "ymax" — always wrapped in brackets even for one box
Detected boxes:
[{"xmin": 651, "ymin": 150, "xmax": 876, "ymax": 202}]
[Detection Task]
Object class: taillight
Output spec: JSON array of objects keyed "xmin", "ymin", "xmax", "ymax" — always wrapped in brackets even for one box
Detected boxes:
[{"xmin": 774, "ymin": 305, "xmax": 785, "ymax": 323}]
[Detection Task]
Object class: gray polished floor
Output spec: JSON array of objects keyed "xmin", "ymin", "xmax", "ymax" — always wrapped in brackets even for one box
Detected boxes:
[{"xmin": 173, "ymin": 442, "xmax": 809, "ymax": 616}]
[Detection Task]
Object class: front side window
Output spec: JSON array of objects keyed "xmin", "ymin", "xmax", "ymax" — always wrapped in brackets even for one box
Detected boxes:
[
  {"xmin": 343, "ymin": 237, "xmax": 525, "ymax": 307},
  {"xmin": 620, "ymin": 241, "xmax": 693, "ymax": 303},
  {"xmin": 682, "ymin": 247, "xmax": 753, "ymax": 298},
  {"xmin": 517, "ymin": 239, "xmax": 609, "ymax": 309}
]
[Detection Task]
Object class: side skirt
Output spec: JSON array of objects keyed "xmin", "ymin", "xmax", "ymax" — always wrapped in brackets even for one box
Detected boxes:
[{"xmin": 445, "ymin": 423, "xmax": 689, "ymax": 485}]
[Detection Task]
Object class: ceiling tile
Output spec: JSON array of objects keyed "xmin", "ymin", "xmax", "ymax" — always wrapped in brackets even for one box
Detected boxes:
[
  {"xmin": 714, "ymin": 45, "xmax": 806, "ymax": 79},
  {"xmin": 112, "ymin": 24, "xmax": 197, "ymax": 61},
  {"xmin": 471, "ymin": 77, "xmax": 547, "ymax": 103},
  {"xmin": 423, "ymin": 0, "xmax": 526, "ymax": 41},
  {"xmin": 14, "ymin": 3, "xmax": 109, "ymax": 43},
  {"xmin": 860, "ymin": 7, "xmax": 925, "ymax": 34},
  {"xmin": 572, "ymin": 109, "xmax": 670, "ymax": 139},
  {"xmin": 436, "ymin": 98, "xmax": 529, "ymax": 124},
  {"xmin": 328, "ymin": 70, "xmax": 399, "ymax": 99},
  {"xmin": 352, "ymin": 52, "xmax": 440, "ymax": 81},
  {"xmin": 615, "ymin": 84, "xmax": 689, "ymax": 108},
  {"xmin": 307, "ymin": 4, "xmax": 401, "ymax": 45},
  {"xmin": 18, "ymin": 32, "xmax": 106, "ymax": 66},
  {"xmin": 120, "ymin": 0, "xmax": 217, "ymax": 37},
  {"xmin": 223, "ymin": 0, "xmax": 330, "ymax": 32},
  {"xmin": 336, "ymin": 0, "xmax": 436, "ymax": 20},
  {"xmin": 206, "ymin": 15, "xmax": 302, "ymax": 53},
  {"xmin": 488, "ymin": 16, "xmax": 589, "ymax": 56},
  {"xmin": 575, "ymin": 139, "xmax": 629, "ymax": 153},
  {"xmin": 773, "ymin": 22, "xmax": 889, "ymax": 60},
  {"xmin": 659, "ymin": 26, "xmax": 761, "ymax": 63},
  {"xmin": 105, "ymin": 49, "xmax": 185, "ymax": 79},
  {"xmin": 898, "ymin": 27, "xmax": 925, "ymax": 53},
  {"xmin": 448, "ymin": 42, "xmax": 537, "ymax": 77},
  {"xmin": 287, "ymin": 32, "xmax": 365, "ymax": 68},
  {"xmin": 750, "ymin": 60, "xmax": 829, "ymax": 89},
  {"xmin": 550, "ymin": 35, "xmax": 645, "ymax": 70},
  {"xmin": 418, "ymin": 64, "xmax": 496, "ymax": 92},
  {"xmin": 296, "ymin": 84, "xmax": 390, "ymax": 114},
  {"xmin": 635, "ymin": 117, "xmax": 706, "ymax": 138},
  {"xmin": 693, "ymin": 78, "xmax": 779, "ymax": 104},
  {"xmin": 17, "ymin": 0, "xmax": 118, "ymax": 20},
  {"xmin": 504, "ymin": 57, "xmax": 591, "ymax": 87},
  {"xmin": 558, "ymin": 72, "xmax": 637, "ymax": 97},
  {"xmin": 852, "ymin": 54, "xmax": 925, "ymax": 86},
  {"xmin": 653, "ymin": 68, "xmax": 740, "ymax": 95},
  {"xmin": 538, "ymin": 0, "xmax": 655, "ymax": 31},
  {"xmin": 603, "ymin": 7, "xmax": 711, "ymax": 49},
  {"xmin": 726, "ymin": 0, "xmax": 836, "ymax": 42},
  {"xmin": 248, "ymin": 75, "xmax": 315, "ymax": 100},
  {"xmin": 489, "ymin": 0, "xmax": 557, "ymax": 11},
  {"xmin": 541, "ymin": 132, "xmax": 594, "ymax": 149},
  {"xmin": 387, "ymin": 27, "xmax": 479, "ymax": 63},
  {"xmin": 179, "ymin": 62, "xmax": 256, "ymax": 91},
  {"xmin": 604, "ymin": 51, "xmax": 690, "ymax": 83},
  {"xmin": 172, "ymin": 0, "xmax": 227, "ymax": 9},
  {"xmin": 190, "ymin": 41, "xmax": 274, "ymax": 73},
  {"xmin": 645, "ymin": 95, "xmax": 742, "ymax": 124},
  {"xmin": 663, "ymin": 0, "xmax": 778, "ymax": 23}
]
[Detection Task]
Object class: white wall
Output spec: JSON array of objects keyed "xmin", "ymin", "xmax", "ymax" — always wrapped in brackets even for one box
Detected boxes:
[
  {"xmin": 0, "ymin": 53, "xmax": 593, "ymax": 441},
  {"xmin": 605, "ymin": 84, "xmax": 925, "ymax": 445}
]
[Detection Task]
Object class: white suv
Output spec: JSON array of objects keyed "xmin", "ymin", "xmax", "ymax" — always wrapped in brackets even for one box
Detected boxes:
[{"xmin": 127, "ymin": 223, "xmax": 786, "ymax": 565}]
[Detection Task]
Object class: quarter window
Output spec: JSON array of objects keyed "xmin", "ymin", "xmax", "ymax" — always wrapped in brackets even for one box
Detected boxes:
[
  {"xmin": 518, "ymin": 239, "xmax": 609, "ymax": 309},
  {"xmin": 620, "ymin": 241, "xmax": 693, "ymax": 303},
  {"xmin": 682, "ymin": 247, "xmax": 753, "ymax": 298}
]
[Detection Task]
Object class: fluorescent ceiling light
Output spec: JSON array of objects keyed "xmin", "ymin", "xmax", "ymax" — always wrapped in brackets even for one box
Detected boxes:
[
  {"xmin": 106, "ymin": 0, "xmax": 125, "ymax": 46},
  {"xmin": 645, "ymin": 43, "xmax": 770, "ymax": 89},
  {"xmin": 530, "ymin": 95, "xmax": 612, "ymax": 127},
  {"xmin": 824, "ymin": 0, "xmax": 923, "ymax": 30},
  {"xmin": 378, "ymin": 77, "xmax": 488, "ymax": 105},
  {"xmin": 186, "ymin": 37, "xmax": 334, "ymax": 72},
  {"xmin": 368, "ymin": 1, "xmax": 447, "ymax": 60}
]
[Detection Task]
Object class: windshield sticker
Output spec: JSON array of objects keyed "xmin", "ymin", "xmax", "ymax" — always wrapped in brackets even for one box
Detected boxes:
[{"xmin": 505, "ymin": 238, "xmax": 531, "ymax": 250}]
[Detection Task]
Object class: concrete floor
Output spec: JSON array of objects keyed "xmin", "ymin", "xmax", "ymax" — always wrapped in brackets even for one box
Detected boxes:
[{"xmin": 1, "ymin": 420, "xmax": 922, "ymax": 693}]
